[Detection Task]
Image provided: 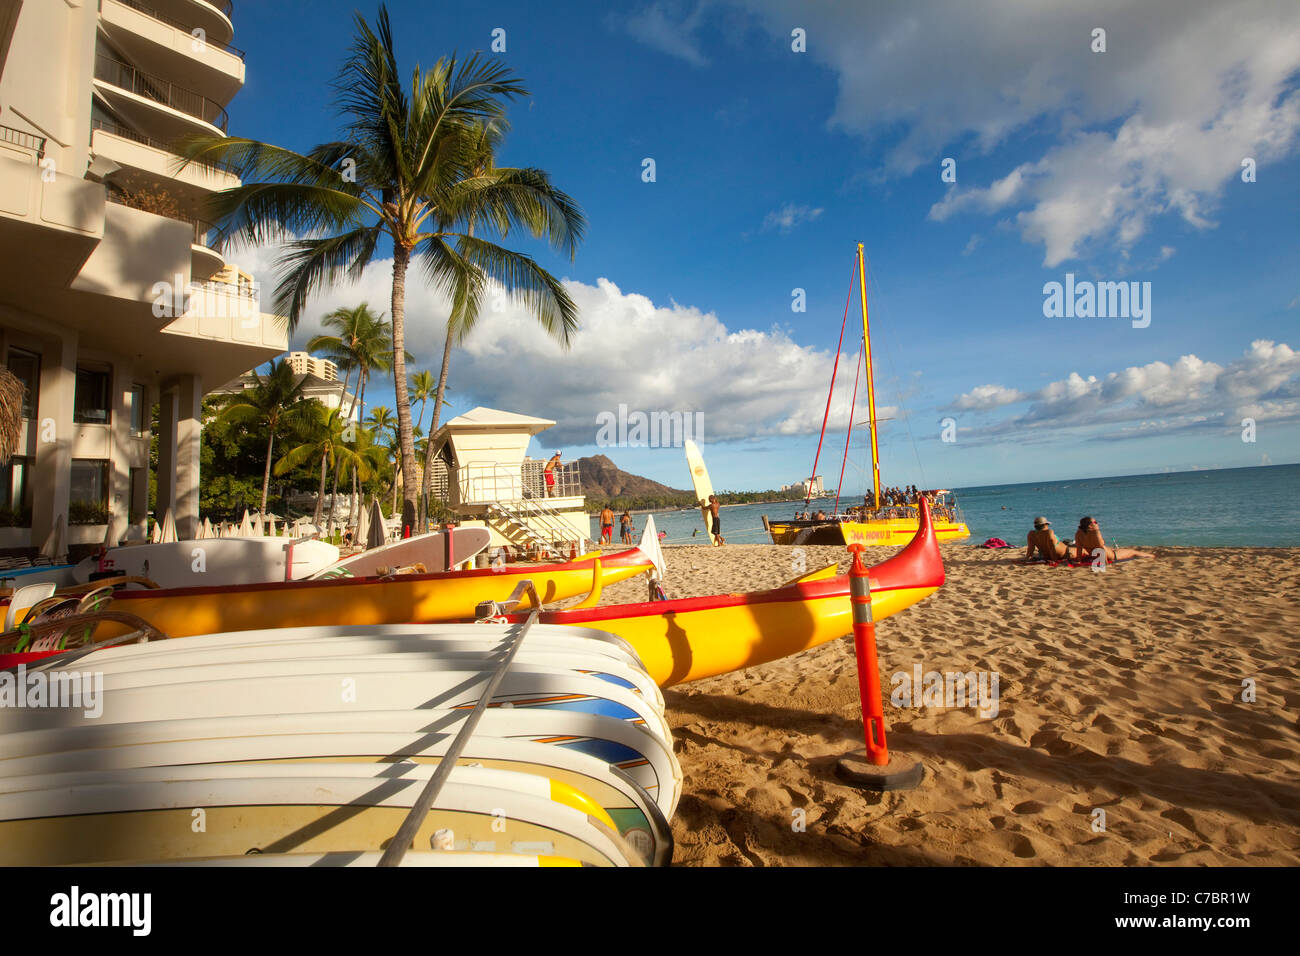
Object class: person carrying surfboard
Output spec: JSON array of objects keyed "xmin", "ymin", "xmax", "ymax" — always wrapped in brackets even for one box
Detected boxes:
[{"xmin": 708, "ymin": 495, "xmax": 725, "ymax": 546}]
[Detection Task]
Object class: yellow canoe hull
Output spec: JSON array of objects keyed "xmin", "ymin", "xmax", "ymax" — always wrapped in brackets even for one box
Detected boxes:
[
  {"xmin": 536, "ymin": 501, "xmax": 947, "ymax": 687},
  {"xmin": 84, "ymin": 550, "xmax": 653, "ymax": 641}
]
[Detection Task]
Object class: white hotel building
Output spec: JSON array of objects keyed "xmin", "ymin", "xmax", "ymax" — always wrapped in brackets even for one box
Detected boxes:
[{"xmin": 0, "ymin": 0, "xmax": 284, "ymax": 555}]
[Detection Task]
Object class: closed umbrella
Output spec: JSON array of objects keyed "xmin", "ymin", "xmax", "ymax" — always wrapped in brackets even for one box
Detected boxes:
[
  {"xmin": 355, "ymin": 497, "xmax": 371, "ymax": 551},
  {"xmin": 252, "ymin": 513, "xmax": 264, "ymax": 537},
  {"xmin": 238, "ymin": 510, "xmax": 253, "ymax": 537},
  {"xmin": 38, "ymin": 514, "xmax": 67, "ymax": 562},
  {"xmin": 266, "ymin": 514, "xmax": 276, "ymax": 537},
  {"xmin": 366, "ymin": 498, "xmax": 386, "ymax": 550},
  {"xmin": 156, "ymin": 508, "xmax": 177, "ymax": 543}
]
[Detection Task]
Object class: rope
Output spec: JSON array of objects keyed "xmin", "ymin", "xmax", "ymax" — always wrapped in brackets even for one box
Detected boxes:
[
  {"xmin": 806, "ymin": 258, "xmax": 858, "ymax": 508},
  {"xmin": 834, "ymin": 344, "xmax": 864, "ymax": 514}
]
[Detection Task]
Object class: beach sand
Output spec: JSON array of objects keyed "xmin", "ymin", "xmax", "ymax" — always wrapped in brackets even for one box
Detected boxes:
[{"xmin": 591, "ymin": 543, "xmax": 1300, "ymax": 866}]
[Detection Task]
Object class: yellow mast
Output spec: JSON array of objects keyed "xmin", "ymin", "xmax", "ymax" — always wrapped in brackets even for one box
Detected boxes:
[{"xmin": 857, "ymin": 242, "xmax": 881, "ymax": 510}]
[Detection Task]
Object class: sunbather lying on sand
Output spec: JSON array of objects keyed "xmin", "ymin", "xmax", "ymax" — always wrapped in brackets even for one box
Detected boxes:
[
  {"xmin": 1026, "ymin": 516, "xmax": 1069, "ymax": 560},
  {"xmin": 1073, "ymin": 516, "xmax": 1155, "ymax": 563}
]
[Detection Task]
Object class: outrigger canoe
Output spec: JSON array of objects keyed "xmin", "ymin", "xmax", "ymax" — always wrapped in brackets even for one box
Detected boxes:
[
  {"xmin": 1, "ymin": 547, "xmax": 654, "ymax": 644},
  {"xmin": 513, "ymin": 498, "xmax": 945, "ymax": 687}
]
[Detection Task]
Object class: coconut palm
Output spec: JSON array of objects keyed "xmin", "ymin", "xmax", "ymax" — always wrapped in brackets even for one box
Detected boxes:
[
  {"xmin": 307, "ymin": 303, "xmax": 394, "ymax": 420},
  {"xmin": 409, "ymin": 369, "xmax": 435, "ymax": 433},
  {"xmin": 418, "ymin": 117, "xmax": 569, "ymax": 519},
  {"xmin": 215, "ymin": 359, "xmax": 311, "ymax": 514},
  {"xmin": 178, "ymin": 4, "xmax": 584, "ymax": 534},
  {"xmin": 274, "ymin": 406, "xmax": 374, "ymax": 526}
]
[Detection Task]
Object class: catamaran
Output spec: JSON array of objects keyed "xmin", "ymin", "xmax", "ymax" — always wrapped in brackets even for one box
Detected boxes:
[{"xmin": 765, "ymin": 243, "xmax": 970, "ymax": 547}]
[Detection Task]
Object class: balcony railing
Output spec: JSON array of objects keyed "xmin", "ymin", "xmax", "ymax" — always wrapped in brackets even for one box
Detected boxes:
[
  {"xmin": 0, "ymin": 124, "xmax": 46, "ymax": 158},
  {"xmin": 112, "ymin": 0, "xmax": 245, "ymax": 58},
  {"xmin": 91, "ymin": 118, "xmax": 224, "ymax": 173},
  {"xmin": 104, "ymin": 191, "xmax": 223, "ymax": 251},
  {"xmin": 94, "ymin": 53, "xmax": 229, "ymax": 131}
]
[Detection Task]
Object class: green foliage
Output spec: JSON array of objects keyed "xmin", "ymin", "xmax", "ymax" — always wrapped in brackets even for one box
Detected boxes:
[
  {"xmin": 68, "ymin": 501, "xmax": 109, "ymax": 525},
  {"xmin": 0, "ymin": 505, "xmax": 31, "ymax": 527}
]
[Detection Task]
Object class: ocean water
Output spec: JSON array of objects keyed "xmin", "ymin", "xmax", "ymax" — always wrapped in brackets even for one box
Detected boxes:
[{"xmin": 592, "ymin": 464, "xmax": 1300, "ymax": 548}]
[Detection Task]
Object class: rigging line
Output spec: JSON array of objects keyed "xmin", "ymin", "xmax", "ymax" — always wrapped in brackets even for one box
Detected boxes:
[
  {"xmin": 834, "ymin": 342, "xmax": 864, "ymax": 515},
  {"xmin": 806, "ymin": 257, "xmax": 859, "ymax": 509},
  {"xmin": 862, "ymin": 249, "xmax": 928, "ymax": 488}
]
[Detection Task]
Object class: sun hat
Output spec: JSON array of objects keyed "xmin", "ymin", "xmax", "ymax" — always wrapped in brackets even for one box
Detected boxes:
[{"xmin": 1033, "ymin": 516, "xmax": 1050, "ymax": 529}]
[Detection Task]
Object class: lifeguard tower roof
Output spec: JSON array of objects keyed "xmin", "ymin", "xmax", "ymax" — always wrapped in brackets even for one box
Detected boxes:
[{"xmin": 437, "ymin": 407, "xmax": 556, "ymax": 437}]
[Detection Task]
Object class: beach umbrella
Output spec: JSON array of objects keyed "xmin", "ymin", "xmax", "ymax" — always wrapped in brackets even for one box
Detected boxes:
[
  {"xmin": 202, "ymin": 517, "xmax": 214, "ymax": 540},
  {"xmin": 266, "ymin": 514, "xmax": 276, "ymax": 537},
  {"xmin": 252, "ymin": 513, "xmax": 264, "ymax": 537},
  {"xmin": 102, "ymin": 513, "xmax": 125, "ymax": 549},
  {"xmin": 0, "ymin": 368, "xmax": 23, "ymax": 467},
  {"xmin": 238, "ymin": 510, "xmax": 253, "ymax": 537},
  {"xmin": 366, "ymin": 498, "xmax": 386, "ymax": 550},
  {"xmin": 38, "ymin": 514, "xmax": 67, "ymax": 562},
  {"xmin": 355, "ymin": 497, "xmax": 371, "ymax": 550},
  {"xmin": 156, "ymin": 508, "xmax": 177, "ymax": 543}
]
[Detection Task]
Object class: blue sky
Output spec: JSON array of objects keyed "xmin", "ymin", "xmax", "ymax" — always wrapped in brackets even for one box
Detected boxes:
[{"xmin": 226, "ymin": 0, "xmax": 1300, "ymax": 494}]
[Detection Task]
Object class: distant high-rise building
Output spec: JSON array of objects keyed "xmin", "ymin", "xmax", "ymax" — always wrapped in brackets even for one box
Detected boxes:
[{"xmin": 286, "ymin": 351, "xmax": 339, "ymax": 382}]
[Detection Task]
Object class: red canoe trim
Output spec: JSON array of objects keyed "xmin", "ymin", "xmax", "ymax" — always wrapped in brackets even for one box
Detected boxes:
[{"xmin": 529, "ymin": 498, "xmax": 945, "ymax": 625}]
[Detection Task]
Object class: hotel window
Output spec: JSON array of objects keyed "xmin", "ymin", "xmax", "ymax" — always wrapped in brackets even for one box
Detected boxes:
[
  {"xmin": 129, "ymin": 384, "xmax": 147, "ymax": 436},
  {"xmin": 70, "ymin": 459, "xmax": 109, "ymax": 524},
  {"xmin": 74, "ymin": 366, "xmax": 112, "ymax": 424},
  {"xmin": 6, "ymin": 348, "xmax": 39, "ymax": 419},
  {"xmin": 0, "ymin": 456, "xmax": 32, "ymax": 521}
]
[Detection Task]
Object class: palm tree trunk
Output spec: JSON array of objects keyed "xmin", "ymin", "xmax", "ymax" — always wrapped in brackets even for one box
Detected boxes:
[
  {"xmin": 391, "ymin": 243, "xmax": 418, "ymax": 535},
  {"xmin": 261, "ymin": 429, "xmax": 275, "ymax": 515},
  {"xmin": 420, "ymin": 322, "xmax": 454, "ymax": 520},
  {"xmin": 327, "ymin": 457, "xmax": 341, "ymax": 530},
  {"xmin": 314, "ymin": 450, "xmax": 328, "ymax": 525}
]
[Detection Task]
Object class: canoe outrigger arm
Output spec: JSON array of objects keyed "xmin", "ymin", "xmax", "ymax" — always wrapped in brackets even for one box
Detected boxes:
[{"xmin": 474, "ymin": 579, "xmax": 542, "ymax": 620}]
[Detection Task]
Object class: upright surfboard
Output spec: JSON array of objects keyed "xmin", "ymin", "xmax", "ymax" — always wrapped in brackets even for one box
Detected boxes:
[
  {"xmin": 71, "ymin": 537, "xmax": 339, "ymax": 589},
  {"xmin": 683, "ymin": 439, "xmax": 715, "ymax": 536}
]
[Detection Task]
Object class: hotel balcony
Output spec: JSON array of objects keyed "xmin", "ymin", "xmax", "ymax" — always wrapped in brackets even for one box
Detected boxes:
[
  {"xmin": 92, "ymin": 52, "xmax": 230, "ymax": 142},
  {"xmin": 98, "ymin": 0, "xmax": 244, "ymax": 105}
]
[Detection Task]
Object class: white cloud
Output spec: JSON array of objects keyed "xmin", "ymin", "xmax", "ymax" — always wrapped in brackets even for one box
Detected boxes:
[
  {"xmin": 618, "ymin": 2, "xmax": 711, "ymax": 67},
  {"xmin": 225, "ymin": 239, "xmax": 872, "ymax": 446},
  {"xmin": 952, "ymin": 383, "xmax": 1024, "ymax": 410},
  {"xmin": 730, "ymin": 0, "xmax": 1300, "ymax": 266},
  {"xmin": 761, "ymin": 203, "xmax": 824, "ymax": 232},
  {"xmin": 948, "ymin": 339, "xmax": 1300, "ymax": 440}
]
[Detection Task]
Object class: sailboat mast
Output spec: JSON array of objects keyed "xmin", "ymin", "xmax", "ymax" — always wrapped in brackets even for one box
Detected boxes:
[{"xmin": 857, "ymin": 242, "xmax": 882, "ymax": 510}]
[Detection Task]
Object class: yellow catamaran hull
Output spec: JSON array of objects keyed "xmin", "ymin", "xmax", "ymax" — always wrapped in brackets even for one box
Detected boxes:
[{"xmin": 766, "ymin": 516, "xmax": 970, "ymax": 547}]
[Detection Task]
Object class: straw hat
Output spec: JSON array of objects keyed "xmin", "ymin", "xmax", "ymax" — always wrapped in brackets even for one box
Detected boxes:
[{"xmin": 1033, "ymin": 516, "xmax": 1050, "ymax": 529}]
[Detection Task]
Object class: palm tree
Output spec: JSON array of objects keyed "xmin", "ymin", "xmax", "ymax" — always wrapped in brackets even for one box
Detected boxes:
[
  {"xmin": 179, "ymin": 5, "xmax": 584, "ymax": 534},
  {"xmin": 418, "ymin": 118, "xmax": 573, "ymax": 519},
  {"xmin": 274, "ymin": 406, "xmax": 374, "ymax": 526},
  {"xmin": 307, "ymin": 303, "xmax": 394, "ymax": 420},
  {"xmin": 367, "ymin": 404, "xmax": 399, "ymax": 504},
  {"xmin": 215, "ymin": 359, "xmax": 310, "ymax": 514},
  {"xmin": 409, "ymin": 369, "xmax": 435, "ymax": 433}
]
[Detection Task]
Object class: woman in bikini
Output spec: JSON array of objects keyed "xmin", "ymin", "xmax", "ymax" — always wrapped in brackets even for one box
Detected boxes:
[{"xmin": 1073, "ymin": 516, "xmax": 1155, "ymax": 563}]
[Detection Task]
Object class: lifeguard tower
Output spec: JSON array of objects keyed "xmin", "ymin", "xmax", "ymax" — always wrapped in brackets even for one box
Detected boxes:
[{"xmin": 428, "ymin": 407, "xmax": 590, "ymax": 555}]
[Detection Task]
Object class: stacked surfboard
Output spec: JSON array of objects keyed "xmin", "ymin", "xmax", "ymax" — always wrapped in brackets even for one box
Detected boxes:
[{"xmin": 0, "ymin": 621, "xmax": 679, "ymax": 867}]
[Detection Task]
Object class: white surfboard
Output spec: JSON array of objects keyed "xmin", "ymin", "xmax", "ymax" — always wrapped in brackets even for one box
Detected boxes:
[
  {"xmin": 684, "ymin": 439, "xmax": 716, "ymax": 536},
  {"xmin": 0, "ymin": 707, "xmax": 682, "ymax": 816},
  {"xmin": 71, "ymin": 537, "xmax": 339, "ymax": 589},
  {"xmin": 315, "ymin": 528, "xmax": 492, "ymax": 578},
  {"xmin": 0, "ymin": 736, "xmax": 672, "ymax": 865},
  {"xmin": 0, "ymin": 764, "xmax": 640, "ymax": 867}
]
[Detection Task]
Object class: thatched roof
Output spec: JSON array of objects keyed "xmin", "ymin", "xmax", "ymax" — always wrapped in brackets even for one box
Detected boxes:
[{"xmin": 0, "ymin": 367, "xmax": 23, "ymax": 467}]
